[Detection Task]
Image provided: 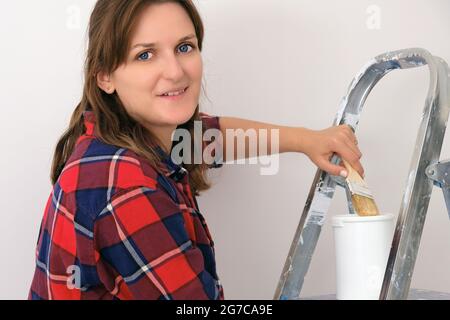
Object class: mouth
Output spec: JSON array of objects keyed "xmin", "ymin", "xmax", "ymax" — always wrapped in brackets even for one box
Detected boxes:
[{"xmin": 158, "ymin": 86, "xmax": 189, "ymax": 101}]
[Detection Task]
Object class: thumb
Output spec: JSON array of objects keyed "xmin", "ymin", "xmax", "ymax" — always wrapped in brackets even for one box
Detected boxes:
[{"xmin": 316, "ymin": 158, "xmax": 348, "ymax": 177}]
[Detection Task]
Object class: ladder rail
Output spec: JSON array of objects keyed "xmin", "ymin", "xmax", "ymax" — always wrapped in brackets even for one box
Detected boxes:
[{"xmin": 380, "ymin": 52, "xmax": 450, "ymax": 299}]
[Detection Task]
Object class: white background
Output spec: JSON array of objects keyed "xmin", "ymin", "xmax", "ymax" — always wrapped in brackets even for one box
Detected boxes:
[{"xmin": 0, "ymin": 0, "xmax": 449, "ymax": 299}]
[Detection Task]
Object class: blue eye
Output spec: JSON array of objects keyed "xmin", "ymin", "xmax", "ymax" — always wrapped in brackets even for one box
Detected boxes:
[
  {"xmin": 138, "ymin": 51, "xmax": 152, "ymax": 61},
  {"xmin": 179, "ymin": 43, "xmax": 194, "ymax": 53}
]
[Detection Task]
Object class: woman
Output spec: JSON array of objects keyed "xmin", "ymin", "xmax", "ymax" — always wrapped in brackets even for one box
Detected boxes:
[{"xmin": 29, "ymin": 0, "xmax": 364, "ymax": 300}]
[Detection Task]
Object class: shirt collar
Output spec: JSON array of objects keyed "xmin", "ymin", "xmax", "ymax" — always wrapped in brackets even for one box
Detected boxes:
[{"xmin": 82, "ymin": 109, "xmax": 188, "ymax": 182}]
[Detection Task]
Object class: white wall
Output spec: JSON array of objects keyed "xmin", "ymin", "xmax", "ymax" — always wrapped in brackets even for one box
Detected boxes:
[{"xmin": 1, "ymin": 0, "xmax": 449, "ymax": 299}]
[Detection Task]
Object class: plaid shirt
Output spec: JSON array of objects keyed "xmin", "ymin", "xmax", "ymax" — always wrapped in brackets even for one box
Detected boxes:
[{"xmin": 28, "ymin": 110, "xmax": 224, "ymax": 300}]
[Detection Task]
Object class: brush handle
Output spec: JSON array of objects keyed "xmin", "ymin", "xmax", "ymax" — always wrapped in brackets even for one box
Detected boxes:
[{"xmin": 342, "ymin": 159, "xmax": 364, "ymax": 183}]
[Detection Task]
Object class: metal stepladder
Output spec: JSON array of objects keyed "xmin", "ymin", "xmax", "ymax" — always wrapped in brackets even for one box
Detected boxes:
[{"xmin": 274, "ymin": 48, "xmax": 450, "ymax": 300}]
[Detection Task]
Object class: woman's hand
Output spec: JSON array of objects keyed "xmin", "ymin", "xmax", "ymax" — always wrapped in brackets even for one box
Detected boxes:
[{"xmin": 298, "ymin": 125, "xmax": 364, "ymax": 178}]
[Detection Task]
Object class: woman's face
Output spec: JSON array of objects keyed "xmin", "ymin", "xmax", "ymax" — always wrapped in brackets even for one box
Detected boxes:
[{"xmin": 98, "ymin": 2, "xmax": 202, "ymax": 143}]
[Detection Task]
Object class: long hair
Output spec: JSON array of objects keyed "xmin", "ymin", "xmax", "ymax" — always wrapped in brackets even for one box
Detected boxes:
[{"xmin": 51, "ymin": 0, "xmax": 212, "ymax": 195}]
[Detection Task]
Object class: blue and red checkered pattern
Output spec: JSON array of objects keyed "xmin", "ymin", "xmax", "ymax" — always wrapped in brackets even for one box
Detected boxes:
[{"xmin": 28, "ymin": 110, "xmax": 224, "ymax": 300}]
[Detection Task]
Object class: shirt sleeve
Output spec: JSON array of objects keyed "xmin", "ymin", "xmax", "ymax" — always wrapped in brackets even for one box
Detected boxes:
[
  {"xmin": 199, "ymin": 112, "xmax": 223, "ymax": 169},
  {"xmin": 93, "ymin": 186, "xmax": 222, "ymax": 300}
]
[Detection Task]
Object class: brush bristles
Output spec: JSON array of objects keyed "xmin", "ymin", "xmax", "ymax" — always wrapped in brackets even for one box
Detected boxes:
[{"xmin": 351, "ymin": 194, "xmax": 380, "ymax": 216}]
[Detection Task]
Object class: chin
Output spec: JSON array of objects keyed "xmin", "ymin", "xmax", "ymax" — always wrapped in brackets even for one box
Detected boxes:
[{"xmin": 164, "ymin": 106, "xmax": 197, "ymax": 125}]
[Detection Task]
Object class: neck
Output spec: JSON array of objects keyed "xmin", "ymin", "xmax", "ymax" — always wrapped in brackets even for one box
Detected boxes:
[{"xmin": 146, "ymin": 125, "xmax": 177, "ymax": 155}]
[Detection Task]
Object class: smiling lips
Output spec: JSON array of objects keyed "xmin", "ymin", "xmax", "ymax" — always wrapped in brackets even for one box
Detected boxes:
[{"xmin": 158, "ymin": 86, "xmax": 188, "ymax": 100}]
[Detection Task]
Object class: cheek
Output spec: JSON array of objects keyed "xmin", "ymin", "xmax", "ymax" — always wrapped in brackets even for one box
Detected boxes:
[
  {"xmin": 189, "ymin": 56, "xmax": 203, "ymax": 80},
  {"xmin": 123, "ymin": 72, "xmax": 156, "ymax": 93},
  {"xmin": 115, "ymin": 71, "xmax": 158, "ymax": 107},
  {"xmin": 184, "ymin": 57, "xmax": 203, "ymax": 99}
]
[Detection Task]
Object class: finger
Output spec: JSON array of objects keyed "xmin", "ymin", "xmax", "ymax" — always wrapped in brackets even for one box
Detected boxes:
[
  {"xmin": 336, "ymin": 141, "xmax": 365, "ymax": 178},
  {"xmin": 344, "ymin": 138, "xmax": 362, "ymax": 159},
  {"xmin": 337, "ymin": 127, "xmax": 362, "ymax": 158},
  {"xmin": 345, "ymin": 157, "xmax": 365, "ymax": 178},
  {"xmin": 336, "ymin": 138, "xmax": 360, "ymax": 162},
  {"xmin": 341, "ymin": 125, "xmax": 359, "ymax": 146},
  {"xmin": 318, "ymin": 157, "xmax": 348, "ymax": 177}
]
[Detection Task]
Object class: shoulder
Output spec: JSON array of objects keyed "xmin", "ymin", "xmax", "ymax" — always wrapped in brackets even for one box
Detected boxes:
[
  {"xmin": 48, "ymin": 136, "xmax": 181, "ymax": 237},
  {"xmin": 199, "ymin": 112, "xmax": 221, "ymax": 131},
  {"xmin": 57, "ymin": 136, "xmax": 160, "ymax": 201}
]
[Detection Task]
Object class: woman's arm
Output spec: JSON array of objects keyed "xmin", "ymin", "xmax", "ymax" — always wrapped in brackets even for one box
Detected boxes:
[{"xmin": 218, "ymin": 117, "xmax": 364, "ymax": 178}]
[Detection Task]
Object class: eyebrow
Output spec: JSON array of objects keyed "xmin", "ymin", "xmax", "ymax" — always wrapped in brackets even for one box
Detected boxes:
[{"xmin": 131, "ymin": 34, "xmax": 197, "ymax": 51}]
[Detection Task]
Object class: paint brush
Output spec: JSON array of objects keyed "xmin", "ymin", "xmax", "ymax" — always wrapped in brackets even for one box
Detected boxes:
[{"xmin": 342, "ymin": 159, "xmax": 380, "ymax": 216}]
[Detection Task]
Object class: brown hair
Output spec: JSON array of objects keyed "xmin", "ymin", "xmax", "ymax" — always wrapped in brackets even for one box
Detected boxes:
[{"xmin": 51, "ymin": 0, "xmax": 212, "ymax": 195}]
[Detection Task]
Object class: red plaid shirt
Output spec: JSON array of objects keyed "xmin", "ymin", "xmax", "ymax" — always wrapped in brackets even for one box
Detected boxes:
[{"xmin": 28, "ymin": 110, "xmax": 224, "ymax": 300}]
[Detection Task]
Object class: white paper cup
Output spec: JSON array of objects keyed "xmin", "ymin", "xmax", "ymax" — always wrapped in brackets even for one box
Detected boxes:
[{"xmin": 331, "ymin": 213, "xmax": 395, "ymax": 300}]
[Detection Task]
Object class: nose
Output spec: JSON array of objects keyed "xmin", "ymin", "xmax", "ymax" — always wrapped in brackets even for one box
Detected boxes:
[{"xmin": 161, "ymin": 52, "xmax": 185, "ymax": 81}]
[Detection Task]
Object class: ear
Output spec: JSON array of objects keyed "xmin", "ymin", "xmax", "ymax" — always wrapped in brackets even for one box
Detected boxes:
[{"xmin": 96, "ymin": 71, "xmax": 116, "ymax": 94}]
